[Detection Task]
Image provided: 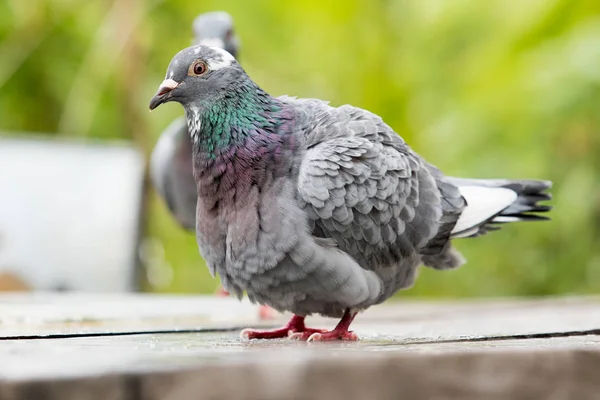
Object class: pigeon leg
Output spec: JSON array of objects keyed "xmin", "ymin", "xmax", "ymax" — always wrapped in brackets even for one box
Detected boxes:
[
  {"xmin": 306, "ymin": 309, "xmax": 359, "ymax": 342},
  {"xmin": 215, "ymin": 286, "xmax": 230, "ymax": 296},
  {"xmin": 258, "ymin": 304, "xmax": 277, "ymax": 320},
  {"xmin": 240, "ymin": 314, "xmax": 326, "ymax": 340}
]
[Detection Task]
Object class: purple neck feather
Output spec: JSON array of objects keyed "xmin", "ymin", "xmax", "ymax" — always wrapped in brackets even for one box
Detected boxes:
[{"xmin": 191, "ymin": 98, "xmax": 297, "ymax": 210}]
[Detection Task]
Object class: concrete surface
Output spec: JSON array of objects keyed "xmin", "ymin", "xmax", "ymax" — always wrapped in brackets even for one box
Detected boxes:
[{"xmin": 1, "ymin": 294, "xmax": 599, "ymax": 399}]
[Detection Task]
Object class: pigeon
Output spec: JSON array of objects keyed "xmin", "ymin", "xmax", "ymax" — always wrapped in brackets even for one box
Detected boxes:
[
  {"xmin": 192, "ymin": 11, "xmax": 240, "ymax": 57},
  {"xmin": 149, "ymin": 14, "xmax": 273, "ymax": 319},
  {"xmin": 149, "ymin": 45, "xmax": 552, "ymax": 342}
]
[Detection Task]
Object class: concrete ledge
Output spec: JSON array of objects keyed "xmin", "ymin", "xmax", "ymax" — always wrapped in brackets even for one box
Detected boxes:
[
  {"xmin": 2, "ymin": 348, "xmax": 600, "ymax": 400},
  {"xmin": 1, "ymin": 294, "xmax": 600, "ymax": 399}
]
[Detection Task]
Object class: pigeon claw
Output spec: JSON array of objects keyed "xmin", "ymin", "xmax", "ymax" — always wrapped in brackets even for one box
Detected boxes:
[
  {"xmin": 307, "ymin": 330, "xmax": 359, "ymax": 342},
  {"xmin": 239, "ymin": 328, "xmax": 253, "ymax": 340},
  {"xmin": 287, "ymin": 328, "xmax": 328, "ymax": 341},
  {"xmin": 287, "ymin": 332, "xmax": 304, "ymax": 340}
]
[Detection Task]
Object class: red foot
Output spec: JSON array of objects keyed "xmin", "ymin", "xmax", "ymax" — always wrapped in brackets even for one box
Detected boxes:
[
  {"xmin": 306, "ymin": 329, "xmax": 358, "ymax": 342},
  {"xmin": 288, "ymin": 329, "xmax": 329, "ymax": 341},
  {"xmin": 304, "ymin": 309, "xmax": 359, "ymax": 342},
  {"xmin": 258, "ymin": 304, "xmax": 277, "ymax": 320},
  {"xmin": 240, "ymin": 315, "xmax": 325, "ymax": 340},
  {"xmin": 215, "ymin": 286, "xmax": 229, "ymax": 297},
  {"xmin": 215, "ymin": 286, "xmax": 277, "ymax": 320}
]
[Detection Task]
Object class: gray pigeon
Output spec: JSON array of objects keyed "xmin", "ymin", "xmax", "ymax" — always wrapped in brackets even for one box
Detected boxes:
[
  {"xmin": 192, "ymin": 11, "xmax": 240, "ymax": 56},
  {"xmin": 150, "ymin": 11, "xmax": 240, "ymax": 230},
  {"xmin": 149, "ymin": 45, "xmax": 552, "ymax": 341}
]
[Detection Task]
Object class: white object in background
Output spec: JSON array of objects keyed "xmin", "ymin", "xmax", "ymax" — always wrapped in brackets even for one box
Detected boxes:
[{"xmin": 0, "ymin": 135, "xmax": 145, "ymax": 292}]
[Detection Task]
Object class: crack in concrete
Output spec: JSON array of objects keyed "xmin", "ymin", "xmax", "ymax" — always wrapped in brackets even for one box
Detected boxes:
[{"xmin": 1, "ymin": 327, "xmax": 599, "ymax": 343}]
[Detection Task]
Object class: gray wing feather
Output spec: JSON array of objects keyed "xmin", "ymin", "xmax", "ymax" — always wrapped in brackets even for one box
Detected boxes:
[
  {"xmin": 296, "ymin": 103, "xmax": 445, "ymax": 271},
  {"xmin": 419, "ymin": 164, "xmax": 466, "ymax": 255}
]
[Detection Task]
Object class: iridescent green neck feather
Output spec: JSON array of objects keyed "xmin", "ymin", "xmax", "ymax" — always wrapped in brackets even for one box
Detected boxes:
[{"xmin": 188, "ymin": 79, "xmax": 285, "ymax": 158}]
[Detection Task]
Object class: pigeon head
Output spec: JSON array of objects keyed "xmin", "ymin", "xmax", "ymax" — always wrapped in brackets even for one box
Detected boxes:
[
  {"xmin": 192, "ymin": 11, "xmax": 240, "ymax": 58},
  {"xmin": 149, "ymin": 45, "xmax": 244, "ymax": 111}
]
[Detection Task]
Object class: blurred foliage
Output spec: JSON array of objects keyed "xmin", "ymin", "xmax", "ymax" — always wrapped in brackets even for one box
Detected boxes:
[{"xmin": 1, "ymin": 0, "xmax": 600, "ymax": 298}]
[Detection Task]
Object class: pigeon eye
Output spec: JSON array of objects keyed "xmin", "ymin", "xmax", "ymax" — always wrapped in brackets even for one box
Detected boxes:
[{"xmin": 190, "ymin": 60, "xmax": 208, "ymax": 76}]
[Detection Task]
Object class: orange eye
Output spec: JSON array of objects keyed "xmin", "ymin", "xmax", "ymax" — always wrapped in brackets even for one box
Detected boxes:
[{"xmin": 190, "ymin": 60, "xmax": 208, "ymax": 76}]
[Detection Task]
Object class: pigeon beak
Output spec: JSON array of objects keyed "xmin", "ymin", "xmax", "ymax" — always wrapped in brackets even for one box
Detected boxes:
[{"xmin": 149, "ymin": 79, "xmax": 180, "ymax": 110}]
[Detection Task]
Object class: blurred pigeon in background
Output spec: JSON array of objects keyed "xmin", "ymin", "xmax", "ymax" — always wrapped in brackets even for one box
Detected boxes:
[
  {"xmin": 149, "ymin": 45, "xmax": 551, "ymax": 341},
  {"xmin": 149, "ymin": 13, "xmax": 273, "ymax": 319},
  {"xmin": 192, "ymin": 11, "xmax": 240, "ymax": 56}
]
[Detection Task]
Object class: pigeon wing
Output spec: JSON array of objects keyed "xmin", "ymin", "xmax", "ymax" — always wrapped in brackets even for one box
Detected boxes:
[{"xmin": 296, "ymin": 104, "xmax": 444, "ymax": 271}]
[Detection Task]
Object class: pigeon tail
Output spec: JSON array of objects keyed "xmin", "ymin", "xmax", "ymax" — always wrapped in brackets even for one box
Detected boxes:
[{"xmin": 447, "ymin": 178, "xmax": 552, "ymax": 239}]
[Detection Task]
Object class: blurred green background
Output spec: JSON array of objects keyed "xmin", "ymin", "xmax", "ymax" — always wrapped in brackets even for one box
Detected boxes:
[{"xmin": 1, "ymin": 0, "xmax": 599, "ymax": 298}]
